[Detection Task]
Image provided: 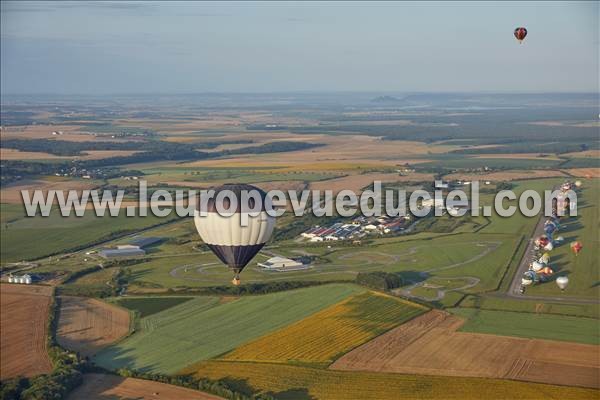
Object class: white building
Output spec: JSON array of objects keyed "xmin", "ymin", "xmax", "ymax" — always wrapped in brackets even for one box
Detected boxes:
[{"xmin": 258, "ymin": 257, "xmax": 304, "ymax": 270}]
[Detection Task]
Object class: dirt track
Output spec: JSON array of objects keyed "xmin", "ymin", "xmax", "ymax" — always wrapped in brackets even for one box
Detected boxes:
[
  {"xmin": 56, "ymin": 296, "xmax": 130, "ymax": 357},
  {"xmin": 331, "ymin": 310, "xmax": 600, "ymax": 389},
  {"xmin": 68, "ymin": 373, "xmax": 224, "ymax": 399},
  {"xmin": 0, "ymin": 284, "xmax": 53, "ymax": 379}
]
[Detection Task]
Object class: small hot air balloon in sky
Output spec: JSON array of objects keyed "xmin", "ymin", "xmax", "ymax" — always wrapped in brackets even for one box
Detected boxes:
[
  {"xmin": 194, "ymin": 184, "xmax": 275, "ymax": 285},
  {"xmin": 514, "ymin": 27, "xmax": 527, "ymax": 43},
  {"xmin": 556, "ymin": 276, "xmax": 569, "ymax": 291},
  {"xmin": 570, "ymin": 241, "xmax": 583, "ymax": 256}
]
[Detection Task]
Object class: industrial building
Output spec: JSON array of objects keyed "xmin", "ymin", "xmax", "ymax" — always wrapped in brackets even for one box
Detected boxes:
[
  {"xmin": 98, "ymin": 236, "xmax": 162, "ymax": 259},
  {"xmin": 258, "ymin": 257, "xmax": 305, "ymax": 271}
]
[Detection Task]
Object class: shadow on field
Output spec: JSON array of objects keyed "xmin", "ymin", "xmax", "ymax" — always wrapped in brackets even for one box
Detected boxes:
[
  {"xmin": 397, "ymin": 270, "xmax": 429, "ymax": 286},
  {"xmin": 266, "ymin": 388, "xmax": 316, "ymax": 400}
]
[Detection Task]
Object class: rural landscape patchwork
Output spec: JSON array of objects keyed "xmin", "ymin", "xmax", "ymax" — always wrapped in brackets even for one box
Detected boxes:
[{"xmin": 1, "ymin": 2, "xmax": 599, "ymax": 400}]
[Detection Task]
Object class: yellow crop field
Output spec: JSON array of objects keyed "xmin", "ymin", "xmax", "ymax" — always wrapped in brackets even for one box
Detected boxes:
[
  {"xmin": 222, "ymin": 292, "xmax": 426, "ymax": 365},
  {"xmin": 186, "ymin": 361, "xmax": 597, "ymax": 400}
]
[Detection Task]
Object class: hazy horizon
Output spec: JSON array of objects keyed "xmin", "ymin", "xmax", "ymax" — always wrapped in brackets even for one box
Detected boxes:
[{"xmin": 2, "ymin": 1, "xmax": 598, "ymax": 95}]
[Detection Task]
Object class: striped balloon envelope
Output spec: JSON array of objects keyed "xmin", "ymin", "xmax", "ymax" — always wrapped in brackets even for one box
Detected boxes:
[{"xmin": 194, "ymin": 184, "xmax": 275, "ymax": 285}]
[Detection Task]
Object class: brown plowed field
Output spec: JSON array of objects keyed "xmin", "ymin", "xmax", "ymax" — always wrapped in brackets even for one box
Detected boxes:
[
  {"xmin": 56, "ymin": 296, "xmax": 130, "ymax": 357},
  {"xmin": 68, "ymin": 373, "xmax": 224, "ymax": 400},
  {"xmin": 0, "ymin": 284, "xmax": 53, "ymax": 379},
  {"xmin": 331, "ymin": 310, "xmax": 600, "ymax": 389}
]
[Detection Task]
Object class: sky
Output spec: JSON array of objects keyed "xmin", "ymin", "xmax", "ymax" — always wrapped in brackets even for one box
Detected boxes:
[{"xmin": 1, "ymin": 1, "xmax": 598, "ymax": 94}]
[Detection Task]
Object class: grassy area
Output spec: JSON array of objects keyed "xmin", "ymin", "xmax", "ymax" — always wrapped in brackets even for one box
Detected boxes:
[
  {"xmin": 93, "ymin": 284, "xmax": 363, "ymax": 373},
  {"xmin": 184, "ymin": 360, "xmax": 597, "ymax": 400},
  {"xmin": 459, "ymin": 294, "xmax": 600, "ymax": 319},
  {"xmin": 450, "ymin": 308, "xmax": 599, "ymax": 345},
  {"xmin": 0, "ymin": 203, "xmax": 177, "ymax": 263},
  {"xmin": 114, "ymin": 296, "xmax": 194, "ymax": 318},
  {"xmin": 222, "ymin": 291, "xmax": 426, "ymax": 366}
]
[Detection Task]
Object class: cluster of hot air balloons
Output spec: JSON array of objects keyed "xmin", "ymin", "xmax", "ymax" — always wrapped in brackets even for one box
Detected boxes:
[{"xmin": 521, "ymin": 181, "xmax": 585, "ymax": 293}]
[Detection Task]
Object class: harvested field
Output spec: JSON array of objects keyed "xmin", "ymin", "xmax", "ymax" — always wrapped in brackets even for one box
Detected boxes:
[
  {"xmin": 56, "ymin": 296, "xmax": 130, "ymax": 357},
  {"xmin": 473, "ymin": 153, "xmax": 561, "ymax": 160},
  {"xmin": 0, "ymin": 148, "xmax": 71, "ymax": 160},
  {"xmin": 68, "ymin": 373, "xmax": 223, "ymax": 400},
  {"xmin": 0, "ymin": 284, "xmax": 53, "ymax": 379},
  {"xmin": 563, "ymin": 168, "xmax": 600, "ymax": 178},
  {"xmin": 310, "ymin": 172, "xmax": 434, "ymax": 193},
  {"xmin": 0, "ymin": 178, "xmax": 99, "ymax": 204},
  {"xmin": 188, "ymin": 360, "xmax": 597, "ymax": 400},
  {"xmin": 331, "ymin": 310, "xmax": 600, "ymax": 389},
  {"xmin": 444, "ymin": 169, "xmax": 566, "ymax": 182}
]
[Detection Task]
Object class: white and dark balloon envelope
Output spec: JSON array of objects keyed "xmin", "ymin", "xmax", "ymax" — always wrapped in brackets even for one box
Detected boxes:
[{"xmin": 194, "ymin": 184, "xmax": 275, "ymax": 285}]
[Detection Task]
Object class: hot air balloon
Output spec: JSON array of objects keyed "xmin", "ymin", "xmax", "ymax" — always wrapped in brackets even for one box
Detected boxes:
[
  {"xmin": 522, "ymin": 270, "xmax": 537, "ymax": 286},
  {"xmin": 544, "ymin": 225, "xmax": 556, "ymax": 236},
  {"xmin": 194, "ymin": 184, "xmax": 275, "ymax": 285},
  {"xmin": 539, "ymin": 253, "xmax": 550, "ymax": 264},
  {"xmin": 570, "ymin": 241, "xmax": 583, "ymax": 256},
  {"xmin": 514, "ymin": 27, "xmax": 527, "ymax": 43},
  {"xmin": 555, "ymin": 236, "xmax": 564, "ymax": 243},
  {"xmin": 556, "ymin": 276, "xmax": 569, "ymax": 291},
  {"xmin": 540, "ymin": 266, "xmax": 553, "ymax": 276},
  {"xmin": 544, "ymin": 242, "xmax": 554, "ymax": 251},
  {"xmin": 574, "ymin": 180, "xmax": 582, "ymax": 188},
  {"xmin": 531, "ymin": 261, "xmax": 544, "ymax": 272}
]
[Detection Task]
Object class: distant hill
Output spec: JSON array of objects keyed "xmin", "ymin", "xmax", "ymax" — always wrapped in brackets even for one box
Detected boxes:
[{"xmin": 371, "ymin": 95, "xmax": 403, "ymax": 103}]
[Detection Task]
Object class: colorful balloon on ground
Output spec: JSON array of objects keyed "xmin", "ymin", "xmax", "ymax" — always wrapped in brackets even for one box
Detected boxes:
[
  {"xmin": 531, "ymin": 261, "xmax": 544, "ymax": 272},
  {"xmin": 194, "ymin": 184, "xmax": 275, "ymax": 285},
  {"xmin": 570, "ymin": 241, "xmax": 583, "ymax": 256},
  {"xmin": 574, "ymin": 180, "xmax": 582, "ymax": 188},
  {"xmin": 544, "ymin": 242, "xmax": 554, "ymax": 251},
  {"xmin": 514, "ymin": 27, "xmax": 527, "ymax": 43},
  {"xmin": 539, "ymin": 253, "xmax": 550, "ymax": 264},
  {"xmin": 556, "ymin": 276, "xmax": 569, "ymax": 290}
]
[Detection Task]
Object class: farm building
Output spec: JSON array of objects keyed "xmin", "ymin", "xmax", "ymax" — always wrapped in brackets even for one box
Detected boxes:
[
  {"xmin": 8, "ymin": 274, "xmax": 32, "ymax": 284},
  {"xmin": 258, "ymin": 257, "xmax": 304, "ymax": 270},
  {"xmin": 129, "ymin": 236, "xmax": 163, "ymax": 248}
]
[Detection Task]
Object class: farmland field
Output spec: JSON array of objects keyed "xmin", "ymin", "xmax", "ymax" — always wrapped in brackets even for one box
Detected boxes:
[
  {"xmin": 223, "ymin": 291, "xmax": 426, "ymax": 365},
  {"xmin": 114, "ymin": 296, "xmax": 193, "ymax": 318},
  {"xmin": 331, "ymin": 310, "xmax": 599, "ymax": 389},
  {"xmin": 0, "ymin": 284, "xmax": 53, "ymax": 380},
  {"xmin": 56, "ymin": 296, "xmax": 131, "ymax": 357},
  {"xmin": 450, "ymin": 308, "xmax": 599, "ymax": 345},
  {"xmin": 187, "ymin": 360, "xmax": 597, "ymax": 400},
  {"xmin": 94, "ymin": 284, "xmax": 363, "ymax": 373},
  {"xmin": 67, "ymin": 373, "xmax": 223, "ymax": 400},
  {"xmin": 0, "ymin": 203, "xmax": 178, "ymax": 263}
]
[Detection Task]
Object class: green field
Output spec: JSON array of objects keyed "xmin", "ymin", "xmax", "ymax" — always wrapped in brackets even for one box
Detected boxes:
[
  {"xmin": 94, "ymin": 284, "xmax": 363, "ymax": 373},
  {"xmin": 0, "ymin": 203, "xmax": 177, "ymax": 263},
  {"xmin": 450, "ymin": 308, "xmax": 599, "ymax": 345},
  {"xmin": 114, "ymin": 296, "xmax": 194, "ymax": 318}
]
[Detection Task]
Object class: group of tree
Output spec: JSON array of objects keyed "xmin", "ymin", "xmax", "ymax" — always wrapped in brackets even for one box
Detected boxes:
[{"xmin": 355, "ymin": 271, "xmax": 403, "ymax": 291}]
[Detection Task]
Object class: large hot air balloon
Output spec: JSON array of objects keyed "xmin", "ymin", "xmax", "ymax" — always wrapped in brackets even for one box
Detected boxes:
[
  {"xmin": 514, "ymin": 27, "xmax": 527, "ymax": 43},
  {"xmin": 539, "ymin": 253, "xmax": 550, "ymax": 264},
  {"xmin": 521, "ymin": 270, "xmax": 537, "ymax": 286},
  {"xmin": 570, "ymin": 241, "xmax": 583, "ymax": 256},
  {"xmin": 556, "ymin": 276, "xmax": 569, "ymax": 291},
  {"xmin": 194, "ymin": 184, "xmax": 275, "ymax": 285},
  {"xmin": 531, "ymin": 261, "xmax": 544, "ymax": 272}
]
